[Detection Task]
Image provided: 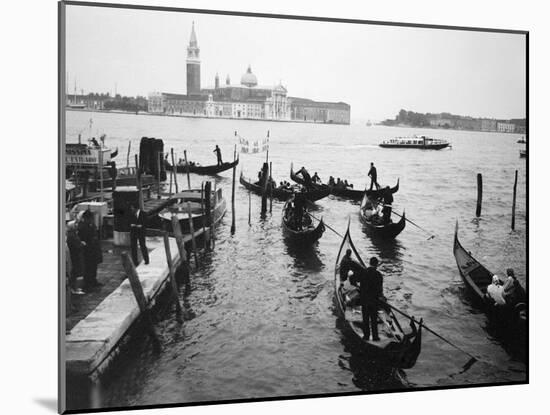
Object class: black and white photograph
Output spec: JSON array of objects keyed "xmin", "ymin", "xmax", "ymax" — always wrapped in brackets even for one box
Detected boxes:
[{"xmin": 58, "ymin": 1, "xmax": 529, "ymax": 413}]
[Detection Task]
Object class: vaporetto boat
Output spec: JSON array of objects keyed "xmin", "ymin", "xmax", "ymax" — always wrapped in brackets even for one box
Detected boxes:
[{"xmin": 379, "ymin": 135, "xmax": 450, "ymax": 150}]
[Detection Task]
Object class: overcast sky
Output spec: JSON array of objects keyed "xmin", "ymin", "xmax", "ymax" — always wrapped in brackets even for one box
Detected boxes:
[{"xmin": 65, "ymin": 4, "xmax": 526, "ymax": 122}]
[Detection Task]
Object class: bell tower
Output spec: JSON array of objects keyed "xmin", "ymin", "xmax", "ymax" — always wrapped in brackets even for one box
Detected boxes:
[{"xmin": 186, "ymin": 22, "xmax": 201, "ymax": 96}]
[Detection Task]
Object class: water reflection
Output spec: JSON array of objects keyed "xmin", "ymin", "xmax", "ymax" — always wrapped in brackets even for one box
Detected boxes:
[
  {"xmin": 335, "ymin": 317, "xmax": 407, "ymax": 392},
  {"xmin": 284, "ymin": 240, "xmax": 324, "ymax": 273}
]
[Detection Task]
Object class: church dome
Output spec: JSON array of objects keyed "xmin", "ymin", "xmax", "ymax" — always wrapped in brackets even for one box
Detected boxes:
[{"xmin": 240, "ymin": 65, "xmax": 258, "ymax": 87}]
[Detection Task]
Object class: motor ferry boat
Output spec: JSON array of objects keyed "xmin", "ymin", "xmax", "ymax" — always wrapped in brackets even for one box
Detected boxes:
[{"xmin": 379, "ymin": 135, "xmax": 450, "ymax": 150}]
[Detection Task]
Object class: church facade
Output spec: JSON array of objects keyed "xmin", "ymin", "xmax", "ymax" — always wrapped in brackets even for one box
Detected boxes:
[{"xmin": 148, "ymin": 24, "xmax": 350, "ymax": 124}]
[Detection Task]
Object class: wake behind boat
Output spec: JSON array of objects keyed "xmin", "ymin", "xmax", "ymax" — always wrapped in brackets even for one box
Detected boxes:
[
  {"xmin": 334, "ymin": 224, "xmax": 422, "ymax": 369},
  {"xmin": 380, "ymin": 135, "xmax": 450, "ymax": 150}
]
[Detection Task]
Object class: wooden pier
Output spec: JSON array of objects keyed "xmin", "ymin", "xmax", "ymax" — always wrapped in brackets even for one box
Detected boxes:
[{"xmin": 65, "ymin": 228, "xmax": 206, "ymax": 380}]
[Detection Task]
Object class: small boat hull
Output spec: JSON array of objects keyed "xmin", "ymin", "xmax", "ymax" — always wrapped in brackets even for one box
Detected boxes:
[
  {"xmin": 453, "ymin": 222, "xmax": 527, "ymax": 334},
  {"xmin": 334, "ymin": 225, "xmax": 422, "ymax": 369},
  {"xmin": 240, "ymin": 173, "xmax": 330, "ymax": 202},
  {"xmin": 165, "ymin": 158, "xmax": 239, "ymax": 175},
  {"xmin": 360, "ymin": 195, "xmax": 406, "ymax": 239}
]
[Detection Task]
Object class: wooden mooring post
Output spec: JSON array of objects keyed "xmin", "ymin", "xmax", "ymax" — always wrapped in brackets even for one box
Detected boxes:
[
  {"xmin": 162, "ymin": 232, "xmax": 183, "ymax": 318},
  {"xmin": 476, "ymin": 173, "xmax": 483, "ymax": 218},
  {"xmin": 135, "ymin": 154, "xmax": 144, "ymax": 211},
  {"xmin": 171, "ymin": 215, "xmax": 190, "ymax": 280},
  {"xmin": 187, "ymin": 201, "xmax": 199, "ymax": 267},
  {"xmin": 121, "ymin": 252, "xmax": 160, "ymax": 349},
  {"xmin": 212, "ymin": 182, "xmax": 217, "ymax": 248},
  {"xmin": 204, "ymin": 181, "xmax": 212, "ymax": 250},
  {"xmin": 157, "ymin": 151, "xmax": 162, "ymax": 199},
  {"xmin": 168, "ymin": 152, "xmax": 173, "ymax": 197},
  {"xmin": 184, "ymin": 150, "xmax": 191, "ymax": 190},
  {"xmin": 512, "ymin": 170, "xmax": 518, "ymax": 230},
  {"xmin": 269, "ymin": 161, "xmax": 273, "ymax": 213},
  {"xmin": 231, "ymin": 144, "xmax": 237, "ymax": 234},
  {"xmin": 126, "ymin": 140, "xmax": 131, "ymax": 169},
  {"xmin": 171, "ymin": 148, "xmax": 178, "ymax": 194},
  {"xmin": 248, "ymin": 190, "xmax": 251, "ymax": 226}
]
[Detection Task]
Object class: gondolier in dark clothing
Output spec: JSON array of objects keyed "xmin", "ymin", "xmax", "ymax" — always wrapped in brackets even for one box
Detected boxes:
[
  {"xmin": 91, "ymin": 137, "xmax": 100, "ymax": 148},
  {"xmin": 312, "ymin": 172, "xmax": 321, "ymax": 184},
  {"xmin": 368, "ymin": 162, "xmax": 380, "ymax": 191},
  {"xmin": 382, "ymin": 186, "xmax": 393, "ymax": 224},
  {"xmin": 293, "ymin": 193, "xmax": 306, "ymax": 230},
  {"xmin": 298, "ymin": 167, "xmax": 312, "ymax": 187},
  {"xmin": 78, "ymin": 210, "xmax": 103, "ymax": 290},
  {"xmin": 213, "ymin": 145, "xmax": 223, "ymax": 166},
  {"xmin": 129, "ymin": 204, "xmax": 149, "ymax": 266},
  {"xmin": 354, "ymin": 257, "xmax": 383, "ymax": 341},
  {"xmin": 67, "ymin": 221, "xmax": 85, "ymax": 295}
]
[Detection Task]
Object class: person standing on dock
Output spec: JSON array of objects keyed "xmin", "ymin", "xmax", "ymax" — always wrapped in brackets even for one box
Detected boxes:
[
  {"xmin": 355, "ymin": 257, "xmax": 383, "ymax": 341},
  {"xmin": 368, "ymin": 162, "xmax": 380, "ymax": 191},
  {"xmin": 78, "ymin": 210, "xmax": 103, "ymax": 290},
  {"xmin": 213, "ymin": 145, "xmax": 223, "ymax": 166},
  {"xmin": 67, "ymin": 221, "xmax": 86, "ymax": 295},
  {"xmin": 129, "ymin": 204, "xmax": 149, "ymax": 266}
]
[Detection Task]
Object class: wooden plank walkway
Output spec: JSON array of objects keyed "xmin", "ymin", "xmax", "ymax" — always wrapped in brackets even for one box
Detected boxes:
[{"xmin": 65, "ymin": 228, "xmax": 205, "ymax": 379}]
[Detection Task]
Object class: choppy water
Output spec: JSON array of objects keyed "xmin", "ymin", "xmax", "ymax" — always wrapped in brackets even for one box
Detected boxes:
[{"xmin": 66, "ymin": 111, "xmax": 527, "ymax": 409}]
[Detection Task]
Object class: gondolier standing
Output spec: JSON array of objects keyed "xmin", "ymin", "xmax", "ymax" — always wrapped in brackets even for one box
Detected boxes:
[
  {"xmin": 213, "ymin": 145, "xmax": 223, "ymax": 166},
  {"xmin": 368, "ymin": 162, "xmax": 380, "ymax": 191},
  {"xmin": 382, "ymin": 186, "xmax": 393, "ymax": 224},
  {"xmin": 353, "ymin": 257, "xmax": 383, "ymax": 341}
]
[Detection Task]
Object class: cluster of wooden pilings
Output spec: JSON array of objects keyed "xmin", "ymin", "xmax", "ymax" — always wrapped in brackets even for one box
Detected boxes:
[{"xmin": 475, "ymin": 170, "xmax": 520, "ymax": 230}]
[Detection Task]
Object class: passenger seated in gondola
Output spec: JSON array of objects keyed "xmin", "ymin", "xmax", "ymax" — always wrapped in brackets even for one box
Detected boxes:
[
  {"xmin": 312, "ymin": 172, "xmax": 321, "ymax": 184},
  {"xmin": 339, "ymin": 249, "xmax": 361, "ymax": 307},
  {"xmin": 344, "ymin": 179, "xmax": 351, "ymax": 188},
  {"xmin": 328, "ymin": 176, "xmax": 336, "ymax": 186},
  {"xmin": 90, "ymin": 137, "xmax": 100, "ymax": 148},
  {"xmin": 336, "ymin": 178, "xmax": 343, "ymax": 188},
  {"xmin": 293, "ymin": 194, "xmax": 306, "ymax": 230},
  {"xmin": 502, "ymin": 268, "xmax": 526, "ymax": 306},
  {"xmin": 486, "ymin": 275, "xmax": 506, "ymax": 306}
]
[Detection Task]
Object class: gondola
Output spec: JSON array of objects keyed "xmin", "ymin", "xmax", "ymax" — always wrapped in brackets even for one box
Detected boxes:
[
  {"xmin": 519, "ymin": 149, "xmax": 526, "ymax": 158},
  {"xmin": 453, "ymin": 222, "xmax": 527, "ymax": 331},
  {"xmin": 165, "ymin": 157, "xmax": 239, "ymax": 175},
  {"xmin": 290, "ymin": 164, "xmax": 366, "ymax": 201},
  {"xmin": 359, "ymin": 194, "xmax": 406, "ymax": 239},
  {"xmin": 239, "ymin": 173, "xmax": 330, "ymax": 202},
  {"xmin": 365, "ymin": 178, "xmax": 399, "ymax": 200},
  {"xmin": 334, "ymin": 223, "xmax": 422, "ymax": 369},
  {"xmin": 281, "ymin": 197, "xmax": 325, "ymax": 243},
  {"xmin": 158, "ymin": 187, "xmax": 226, "ymax": 234}
]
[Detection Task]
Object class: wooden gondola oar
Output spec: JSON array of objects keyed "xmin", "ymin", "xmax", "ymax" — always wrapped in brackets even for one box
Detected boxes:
[
  {"xmin": 377, "ymin": 204, "xmax": 435, "ymax": 239},
  {"xmin": 377, "ymin": 298, "xmax": 478, "ymax": 371},
  {"xmin": 306, "ymin": 211, "xmax": 344, "ymax": 238}
]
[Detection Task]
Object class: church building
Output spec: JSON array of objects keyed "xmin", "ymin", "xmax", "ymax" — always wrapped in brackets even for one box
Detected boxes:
[{"xmin": 148, "ymin": 23, "xmax": 350, "ymax": 124}]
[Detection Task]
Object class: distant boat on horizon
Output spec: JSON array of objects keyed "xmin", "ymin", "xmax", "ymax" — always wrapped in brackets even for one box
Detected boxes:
[
  {"xmin": 366, "ymin": 120, "xmax": 372, "ymax": 127},
  {"xmin": 517, "ymin": 136, "xmax": 526, "ymax": 144}
]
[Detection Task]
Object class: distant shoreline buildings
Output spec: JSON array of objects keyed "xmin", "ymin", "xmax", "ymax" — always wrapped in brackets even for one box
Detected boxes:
[
  {"xmin": 380, "ymin": 109, "xmax": 526, "ymax": 134},
  {"xmin": 147, "ymin": 23, "xmax": 351, "ymax": 125}
]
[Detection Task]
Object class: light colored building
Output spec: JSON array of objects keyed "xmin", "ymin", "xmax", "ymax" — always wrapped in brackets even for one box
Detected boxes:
[
  {"xmin": 497, "ymin": 122, "xmax": 516, "ymax": 133},
  {"xmin": 147, "ymin": 24, "xmax": 349, "ymax": 124}
]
